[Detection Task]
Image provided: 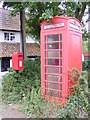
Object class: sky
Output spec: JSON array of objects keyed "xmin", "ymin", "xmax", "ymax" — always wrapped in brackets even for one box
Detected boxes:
[{"xmin": 0, "ymin": 1, "xmax": 3, "ymax": 8}]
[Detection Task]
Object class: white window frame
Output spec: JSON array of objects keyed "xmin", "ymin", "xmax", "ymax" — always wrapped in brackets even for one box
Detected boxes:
[{"xmin": 4, "ymin": 32, "xmax": 15, "ymax": 41}]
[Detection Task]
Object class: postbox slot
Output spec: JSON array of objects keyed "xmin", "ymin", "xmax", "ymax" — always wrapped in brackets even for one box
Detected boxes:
[{"xmin": 18, "ymin": 55, "xmax": 23, "ymax": 57}]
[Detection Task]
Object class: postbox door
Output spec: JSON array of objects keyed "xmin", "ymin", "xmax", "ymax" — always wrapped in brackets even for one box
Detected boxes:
[{"xmin": 44, "ymin": 33, "xmax": 63, "ymax": 99}]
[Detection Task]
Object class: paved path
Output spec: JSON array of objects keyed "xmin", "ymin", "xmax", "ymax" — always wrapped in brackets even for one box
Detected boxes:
[
  {"xmin": 0, "ymin": 71, "xmax": 27, "ymax": 119},
  {"xmin": 2, "ymin": 104, "xmax": 27, "ymax": 118},
  {"xmin": 0, "ymin": 72, "xmax": 8, "ymax": 87}
]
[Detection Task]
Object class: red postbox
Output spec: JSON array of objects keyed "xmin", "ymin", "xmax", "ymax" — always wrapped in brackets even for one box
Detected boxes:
[
  {"xmin": 12, "ymin": 52, "xmax": 23, "ymax": 70},
  {"xmin": 40, "ymin": 16, "xmax": 82, "ymax": 103}
]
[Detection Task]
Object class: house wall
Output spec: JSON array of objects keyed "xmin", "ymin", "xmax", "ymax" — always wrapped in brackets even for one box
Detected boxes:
[
  {"xmin": 88, "ymin": 21, "xmax": 90, "ymax": 32},
  {"xmin": 1, "ymin": 30, "xmax": 20, "ymax": 43},
  {"xmin": 0, "ymin": 30, "xmax": 38, "ymax": 43},
  {"xmin": 84, "ymin": 56, "xmax": 90, "ymax": 61},
  {"xmin": 0, "ymin": 31, "xmax": 4, "ymax": 42},
  {"xmin": 10, "ymin": 59, "xmax": 12, "ymax": 68},
  {"xmin": 14, "ymin": 32, "xmax": 20, "ymax": 43},
  {"xmin": 82, "ymin": 54, "xmax": 84, "ymax": 61},
  {"xmin": 0, "ymin": 59, "xmax": 1, "ymax": 72},
  {"xmin": 26, "ymin": 36, "xmax": 39, "ymax": 43}
]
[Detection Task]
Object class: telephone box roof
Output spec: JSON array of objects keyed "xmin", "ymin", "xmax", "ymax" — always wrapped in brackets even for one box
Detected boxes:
[{"xmin": 41, "ymin": 16, "xmax": 82, "ymax": 26}]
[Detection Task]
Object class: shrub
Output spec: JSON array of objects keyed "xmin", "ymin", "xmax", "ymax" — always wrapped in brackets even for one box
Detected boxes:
[
  {"xmin": 2, "ymin": 57, "xmax": 41, "ymax": 103},
  {"xmin": 57, "ymin": 68, "xmax": 88, "ymax": 118},
  {"xmin": 82, "ymin": 61, "xmax": 90, "ymax": 71},
  {"xmin": 21, "ymin": 87, "xmax": 62, "ymax": 118},
  {"xmin": 21, "ymin": 69, "xmax": 88, "ymax": 118},
  {"xmin": 2, "ymin": 59, "xmax": 88, "ymax": 118}
]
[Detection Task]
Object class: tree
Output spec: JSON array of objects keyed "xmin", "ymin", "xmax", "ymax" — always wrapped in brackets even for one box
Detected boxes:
[
  {"xmin": 26, "ymin": 2, "xmax": 89, "ymax": 42},
  {"xmin": 3, "ymin": 2, "xmax": 89, "ymax": 50},
  {"xmin": 3, "ymin": 2, "xmax": 28, "ymax": 59},
  {"xmin": 26, "ymin": 2, "xmax": 62, "ymax": 42}
]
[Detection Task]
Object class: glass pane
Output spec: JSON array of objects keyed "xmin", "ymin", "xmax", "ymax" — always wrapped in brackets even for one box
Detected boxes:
[
  {"xmin": 45, "ymin": 82, "xmax": 47, "ymax": 88},
  {"xmin": 48, "ymin": 75, "xmax": 59, "ymax": 82},
  {"xmin": 60, "ymin": 34, "xmax": 62, "ymax": 41},
  {"xmin": 60, "ymin": 84, "xmax": 62, "ymax": 90},
  {"xmin": 48, "ymin": 90, "xmax": 59, "ymax": 98},
  {"xmin": 60, "ymin": 42, "xmax": 62, "ymax": 49},
  {"xmin": 60, "ymin": 67, "xmax": 62, "ymax": 74},
  {"xmin": 48, "ymin": 43, "xmax": 59, "ymax": 49},
  {"xmin": 60, "ymin": 76, "xmax": 62, "ymax": 82},
  {"xmin": 45, "ymin": 51, "xmax": 46, "ymax": 58},
  {"xmin": 45, "ymin": 43, "xmax": 46, "ymax": 49},
  {"xmin": 47, "ymin": 34, "xmax": 59, "ymax": 42},
  {"xmin": 48, "ymin": 82, "xmax": 59, "ymax": 90},
  {"xmin": 48, "ymin": 59, "xmax": 59, "ymax": 66},
  {"xmin": 45, "ymin": 59, "xmax": 46, "ymax": 65},
  {"xmin": 10, "ymin": 33, "xmax": 15, "ymax": 35},
  {"xmin": 45, "ymin": 74, "xmax": 46, "ymax": 80},
  {"xmin": 60, "ymin": 59, "xmax": 62, "ymax": 66},
  {"xmin": 45, "ymin": 89, "xmax": 47, "ymax": 95},
  {"xmin": 45, "ymin": 36, "xmax": 46, "ymax": 42},
  {"xmin": 4, "ymin": 33, "xmax": 9, "ymax": 40},
  {"xmin": 60, "ymin": 91, "xmax": 62, "ymax": 98},
  {"xmin": 60, "ymin": 51, "xmax": 62, "ymax": 57},
  {"xmin": 45, "ymin": 67, "xmax": 46, "ymax": 73},
  {"xmin": 48, "ymin": 51, "xmax": 59, "ymax": 57},
  {"xmin": 10, "ymin": 36, "xmax": 15, "ymax": 41},
  {"xmin": 48, "ymin": 67, "xmax": 59, "ymax": 74}
]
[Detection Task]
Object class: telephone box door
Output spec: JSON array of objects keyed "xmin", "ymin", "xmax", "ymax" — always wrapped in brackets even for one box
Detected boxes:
[{"xmin": 43, "ymin": 33, "xmax": 63, "ymax": 101}]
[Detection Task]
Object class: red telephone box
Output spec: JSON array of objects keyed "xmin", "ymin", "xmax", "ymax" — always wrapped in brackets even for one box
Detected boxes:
[
  {"xmin": 40, "ymin": 16, "xmax": 82, "ymax": 103},
  {"xmin": 12, "ymin": 52, "xmax": 23, "ymax": 70}
]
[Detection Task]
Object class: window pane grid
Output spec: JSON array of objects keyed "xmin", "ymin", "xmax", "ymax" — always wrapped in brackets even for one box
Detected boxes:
[
  {"xmin": 4, "ymin": 32, "xmax": 15, "ymax": 41},
  {"xmin": 44, "ymin": 34, "xmax": 62, "ymax": 99}
]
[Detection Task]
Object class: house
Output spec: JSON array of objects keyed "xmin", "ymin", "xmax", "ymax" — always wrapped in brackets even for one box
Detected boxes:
[
  {"xmin": 0, "ymin": 8, "xmax": 40, "ymax": 72},
  {"xmin": 83, "ymin": 50, "xmax": 90, "ymax": 61},
  {"xmin": 82, "ymin": 6, "xmax": 90, "ymax": 61},
  {"xmin": 87, "ymin": 6, "xmax": 90, "ymax": 32}
]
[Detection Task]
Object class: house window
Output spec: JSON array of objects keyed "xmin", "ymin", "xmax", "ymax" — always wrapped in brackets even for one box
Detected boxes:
[
  {"xmin": 4, "ymin": 33, "xmax": 9, "ymax": 40},
  {"xmin": 4, "ymin": 32, "xmax": 15, "ymax": 41}
]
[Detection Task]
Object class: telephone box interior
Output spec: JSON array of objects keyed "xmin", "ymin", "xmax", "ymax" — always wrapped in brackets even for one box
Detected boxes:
[{"xmin": 40, "ymin": 16, "xmax": 82, "ymax": 102}]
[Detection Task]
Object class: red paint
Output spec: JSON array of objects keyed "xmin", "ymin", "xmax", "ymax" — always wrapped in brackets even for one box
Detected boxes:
[
  {"xmin": 12, "ymin": 52, "xmax": 23, "ymax": 70},
  {"xmin": 40, "ymin": 16, "xmax": 82, "ymax": 103}
]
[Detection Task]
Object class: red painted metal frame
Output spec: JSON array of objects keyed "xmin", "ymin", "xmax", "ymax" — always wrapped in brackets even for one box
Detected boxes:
[{"xmin": 40, "ymin": 16, "xmax": 82, "ymax": 103}]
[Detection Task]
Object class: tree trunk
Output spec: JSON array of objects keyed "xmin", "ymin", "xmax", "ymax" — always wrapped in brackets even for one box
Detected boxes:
[{"xmin": 20, "ymin": 9, "xmax": 26, "ymax": 59}]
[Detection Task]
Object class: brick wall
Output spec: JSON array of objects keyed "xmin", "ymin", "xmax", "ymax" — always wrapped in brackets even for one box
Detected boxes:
[{"xmin": 0, "ymin": 42, "xmax": 40, "ymax": 57}]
